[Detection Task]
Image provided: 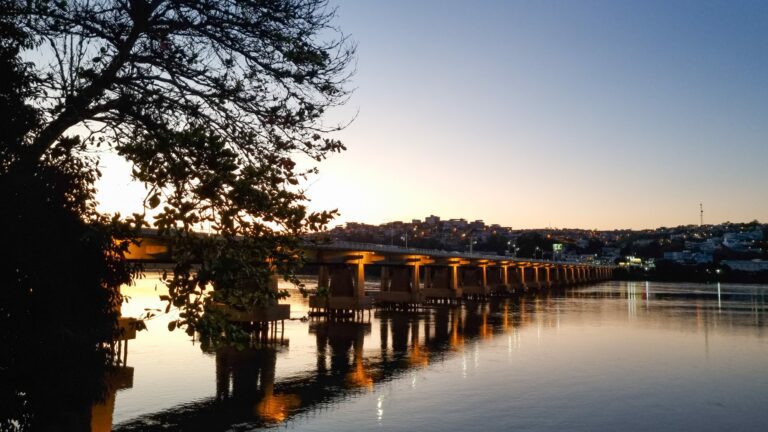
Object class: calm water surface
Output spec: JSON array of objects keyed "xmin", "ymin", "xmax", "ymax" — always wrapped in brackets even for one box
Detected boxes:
[{"xmin": 110, "ymin": 278, "xmax": 768, "ymax": 431}]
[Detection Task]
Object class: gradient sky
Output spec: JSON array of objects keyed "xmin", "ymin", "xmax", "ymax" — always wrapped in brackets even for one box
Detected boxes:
[{"xmin": 97, "ymin": 0, "xmax": 768, "ymax": 230}]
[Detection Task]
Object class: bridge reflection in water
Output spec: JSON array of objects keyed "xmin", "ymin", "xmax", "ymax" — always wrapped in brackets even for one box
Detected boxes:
[
  {"xmin": 100, "ymin": 280, "xmax": 767, "ymax": 431},
  {"xmin": 111, "ymin": 293, "xmax": 539, "ymax": 431}
]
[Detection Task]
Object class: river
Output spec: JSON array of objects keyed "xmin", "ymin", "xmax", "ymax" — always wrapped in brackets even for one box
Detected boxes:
[{"xmin": 107, "ymin": 278, "xmax": 767, "ymax": 431}]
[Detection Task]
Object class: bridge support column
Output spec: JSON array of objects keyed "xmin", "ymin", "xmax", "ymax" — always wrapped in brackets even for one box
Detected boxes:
[
  {"xmin": 354, "ymin": 260, "xmax": 366, "ymax": 300},
  {"xmin": 375, "ymin": 264, "xmax": 422, "ymax": 307},
  {"xmin": 318, "ymin": 265, "xmax": 330, "ymax": 290},
  {"xmin": 309, "ymin": 261, "xmax": 373, "ymax": 316},
  {"xmin": 412, "ymin": 265, "xmax": 421, "ymax": 293},
  {"xmin": 422, "ymin": 265, "xmax": 462, "ymax": 304},
  {"xmin": 481, "ymin": 265, "xmax": 488, "ymax": 293},
  {"xmin": 380, "ymin": 267, "xmax": 390, "ymax": 291},
  {"xmin": 518, "ymin": 266, "xmax": 528, "ymax": 290}
]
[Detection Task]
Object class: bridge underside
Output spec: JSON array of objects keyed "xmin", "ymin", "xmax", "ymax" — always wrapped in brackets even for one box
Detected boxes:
[{"xmin": 124, "ymin": 233, "xmax": 616, "ymax": 313}]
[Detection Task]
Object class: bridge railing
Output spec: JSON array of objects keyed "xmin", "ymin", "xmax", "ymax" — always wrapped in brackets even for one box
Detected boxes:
[
  {"xmin": 135, "ymin": 228, "xmax": 610, "ymax": 267},
  {"xmin": 311, "ymin": 240, "xmax": 605, "ymax": 267}
]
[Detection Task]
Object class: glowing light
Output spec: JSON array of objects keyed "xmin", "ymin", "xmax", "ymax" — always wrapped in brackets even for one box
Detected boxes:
[{"xmin": 255, "ymin": 393, "xmax": 301, "ymax": 424}]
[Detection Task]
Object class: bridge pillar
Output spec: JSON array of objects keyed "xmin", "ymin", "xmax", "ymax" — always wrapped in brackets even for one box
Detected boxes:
[
  {"xmin": 487, "ymin": 265, "xmax": 509, "ymax": 294},
  {"xmin": 459, "ymin": 265, "xmax": 487, "ymax": 298},
  {"xmin": 412, "ymin": 264, "xmax": 421, "ymax": 293},
  {"xmin": 422, "ymin": 265, "xmax": 462, "ymax": 303},
  {"xmin": 544, "ymin": 266, "xmax": 551, "ymax": 287},
  {"xmin": 380, "ymin": 267, "xmax": 390, "ymax": 291},
  {"xmin": 309, "ymin": 261, "xmax": 373, "ymax": 315},
  {"xmin": 532, "ymin": 266, "xmax": 541, "ymax": 289},
  {"xmin": 354, "ymin": 261, "xmax": 366, "ymax": 299},
  {"xmin": 318, "ymin": 265, "xmax": 330, "ymax": 290},
  {"xmin": 375, "ymin": 265, "xmax": 421, "ymax": 307},
  {"xmin": 518, "ymin": 266, "xmax": 528, "ymax": 290}
]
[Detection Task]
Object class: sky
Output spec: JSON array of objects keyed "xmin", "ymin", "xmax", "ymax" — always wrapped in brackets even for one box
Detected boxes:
[{"xmin": 97, "ymin": 0, "xmax": 768, "ymax": 230}]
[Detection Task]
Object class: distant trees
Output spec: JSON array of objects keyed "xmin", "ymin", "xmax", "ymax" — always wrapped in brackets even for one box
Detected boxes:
[
  {"xmin": 475, "ymin": 234, "xmax": 511, "ymax": 255},
  {"xmin": 514, "ymin": 232, "xmax": 553, "ymax": 258}
]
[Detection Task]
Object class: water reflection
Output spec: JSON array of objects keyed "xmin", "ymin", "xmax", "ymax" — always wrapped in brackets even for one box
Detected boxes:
[
  {"xmin": 567, "ymin": 281, "xmax": 767, "ymax": 331},
  {"xmin": 0, "ymin": 291, "xmax": 135, "ymax": 431},
  {"xmin": 92, "ymin": 367, "xmax": 134, "ymax": 432},
  {"xmin": 215, "ymin": 346, "xmax": 300, "ymax": 424},
  {"xmin": 9, "ymin": 280, "xmax": 766, "ymax": 431},
  {"xmin": 311, "ymin": 321, "xmax": 373, "ymax": 390}
]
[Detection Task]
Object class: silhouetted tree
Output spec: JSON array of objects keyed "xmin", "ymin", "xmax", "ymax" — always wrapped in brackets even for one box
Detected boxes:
[
  {"xmin": 1, "ymin": 3, "xmax": 140, "ymax": 428},
  {"xmin": 515, "ymin": 232, "xmax": 553, "ymax": 258},
  {"xmin": 476, "ymin": 234, "xmax": 511, "ymax": 255},
  {"xmin": 3, "ymin": 0, "xmax": 354, "ymax": 343}
]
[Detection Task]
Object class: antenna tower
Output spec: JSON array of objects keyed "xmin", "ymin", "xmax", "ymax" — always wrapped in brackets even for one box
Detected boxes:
[{"xmin": 699, "ymin": 203, "xmax": 703, "ymax": 226}]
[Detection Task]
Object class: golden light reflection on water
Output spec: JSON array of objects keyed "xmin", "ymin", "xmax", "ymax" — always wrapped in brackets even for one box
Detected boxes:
[
  {"xmin": 109, "ymin": 279, "xmax": 768, "ymax": 431},
  {"xmin": 409, "ymin": 342, "xmax": 430, "ymax": 367},
  {"xmin": 450, "ymin": 313, "xmax": 464, "ymax": 350},
  {"xmin": 255, "ymin": 393, "xmax": 301, "ymax": 424},
  {"xmin": 346, "ymin": 355, "xmax": 374, "ymax": 390}
]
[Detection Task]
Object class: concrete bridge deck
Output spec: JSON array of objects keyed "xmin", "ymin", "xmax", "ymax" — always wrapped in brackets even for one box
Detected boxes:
[{"xmin": 125, "ymin": 230, "xmax": 615, "ymax": 315}]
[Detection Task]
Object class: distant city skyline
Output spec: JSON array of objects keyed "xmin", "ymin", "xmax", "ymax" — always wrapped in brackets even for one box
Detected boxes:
[{"xmin": 96, "ymin": 0, "xmax": 768, "ymax": 230}]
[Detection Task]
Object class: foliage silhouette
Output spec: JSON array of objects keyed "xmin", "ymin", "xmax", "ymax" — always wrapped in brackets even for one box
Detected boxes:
[{"xmin": 4, "ymin": 0, "xmax": 354, "ymax": 346}]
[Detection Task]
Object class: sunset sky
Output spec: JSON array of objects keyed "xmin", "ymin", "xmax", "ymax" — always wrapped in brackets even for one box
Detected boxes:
[{"xmin": 97, "ymin": 0, "xmax": 768, "ymax": 230}]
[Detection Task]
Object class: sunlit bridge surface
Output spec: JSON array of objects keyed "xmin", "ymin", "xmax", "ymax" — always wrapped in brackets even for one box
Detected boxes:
[{"xmin": 109, "ymin": 278, "xmax": 768, "ymax": 431}]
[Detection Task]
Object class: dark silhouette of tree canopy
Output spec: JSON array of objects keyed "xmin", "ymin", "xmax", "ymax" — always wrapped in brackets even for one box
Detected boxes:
[
  {"xmin": 3, "ymin": 0, "xmax": 355, "ymax": 344},
  {"xmin": 514, "ymin": 232, "xmax": 553, "ymax": 258},
  {"xmin": 1, "ymin": 4, "xmax": 143, "ymax": 428}
]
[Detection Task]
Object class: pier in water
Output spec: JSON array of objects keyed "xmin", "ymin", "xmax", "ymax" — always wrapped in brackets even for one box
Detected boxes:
[{"xmin": 105, "ymin": 278, "xmax": 767, "ymax": 431}]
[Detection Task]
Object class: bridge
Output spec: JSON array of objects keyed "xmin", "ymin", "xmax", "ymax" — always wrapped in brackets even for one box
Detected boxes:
[{"xmin": 125, "ymin": 231, "xmax": 615, "ymax": 316}]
